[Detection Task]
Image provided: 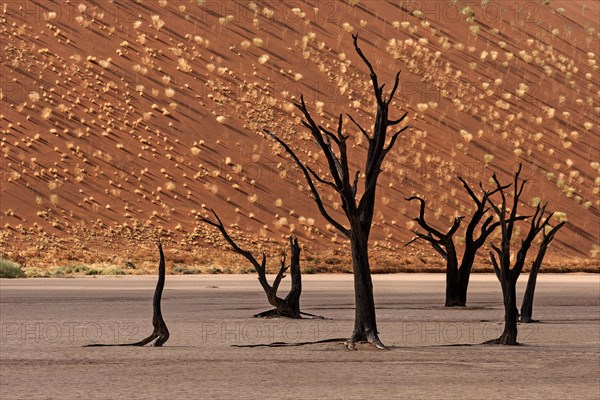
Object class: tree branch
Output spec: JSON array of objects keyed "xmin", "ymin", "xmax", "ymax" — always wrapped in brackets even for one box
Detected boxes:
[
  {"xmin": 383, "ymin": 125, "xmax": 411, "ymax": 155},
  {"xmin": 489, "ymin": 251, "xmax": 501, "ymax": 281},
  {"xmin": 264, "ymin": 129, "xmax": 350, "ymax": 237},
  {"xmin": 405, "ymin": 196, "xmax": 446, "ymax": 239},
  {"xmin": 306, "ymin": 165, "xmax": 339, "ymax": 191},
  {"xmin": 271, "ymin": 255, "xmax": 289, "ymax": 295},
  {"xmin": 200, "ymin": 209, "xmax": 272, "ymax": 293},
  {"xmin": 387, "ymin": 111, "xmax": 408, "ymax": 126},
  {"xmin": 458, "ymin": 176, "xmax": 483, "ymax": 207},
  {"xmin": 347, "ymin": 113, "xmax": 371, "ymax": 142},
  {"xmin": 294, "ymin": 96, "xmax": 344, "ymax": 188},
  {"xmin": 386, "ymin": 71, "xmax": 401, "ymax": 107},
  {"xmin": 352, "ymin": 33, "xmax": 381, "ymax": 103},
  {"xmin": 405, "ymin": 231, "xmax": 448, "ymax": 261}
]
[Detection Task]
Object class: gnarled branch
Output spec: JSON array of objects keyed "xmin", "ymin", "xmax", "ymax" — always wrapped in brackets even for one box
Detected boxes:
[
  {"xmin": 201, "ymin": 210, "xmax": 311, "ymax": 319},
  {"xmin": 264, "ymin": 129, "xmax": 350, "ymax": 237}
]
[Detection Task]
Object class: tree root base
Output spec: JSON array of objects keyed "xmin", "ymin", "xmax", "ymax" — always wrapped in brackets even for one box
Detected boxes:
[
  {"xmin": 445, "ymin": 303, "xmax": 466, "ymax": 308},
  {"xmin": 345, "ymin": 337, "xmax": 387, "ymax": 351},
  {"xmin": 481, "ymin": 338, "xmax": 520, "ymax": 346},
  {"xmin": 253, "ymin": 309, "xmax": 326, "ymax": 319},
  {"xmin": 231, "ymin": 337, "xmax": 347, "ymax": 348},
  {"xmin": 519, "ymin": 317, "xmax": 539, "ymax": 323},
  {"xmin": 85, "ymin": 331, "xmax": 169, "ymax": 347}
]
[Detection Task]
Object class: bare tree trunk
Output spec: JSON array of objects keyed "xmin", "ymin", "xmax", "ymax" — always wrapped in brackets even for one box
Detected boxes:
[
  {"xmin": 347, "ymin": 232, "xmax": 382, "ymax": 348},
  {"xmin": 86, "ymin": 241, "xmax": 169, "ymax": 347},
  {"xmin": 520, "ymin": 272, "xmax": 538, "ymax": 323},
  {"xmin": 497, "ymin": 280, "xmax": 519, "ymax": 345},
  {"xmin": 520, "ymin": 222, "xmax": 565, "ymax": 323},
  {"xmin": 132, "ymin": 241, "xmax": 170, "ymax": 346},
  {"xmin": 445, "ymin": 251, "xmax": 462, "ymax": 307},
  {"xmin": 456, "ymin": 250, "xmax": 476, "ymax": 306},
  {"xmin": 284, "ymin": 237, "xmax": 302, "ymax": 316}
]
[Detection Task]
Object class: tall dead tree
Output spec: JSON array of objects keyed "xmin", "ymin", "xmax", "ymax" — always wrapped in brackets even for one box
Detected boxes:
[
  {"xmin": 405, "ymin": 178, "xmax": 524, "ymax": 306},
  {"xmin": 201, "ymin": 209, "xmax": 305, "ymax": 318},
  {"xmin": 484, "ymin": 164, "xmax": 559, "ymax": 345},
  {"xmin": 520, "ymin": 221, "xmax": 565, "ymax": 323},
  {"xmin": 87, "ymin": 241, "xmax": 170, "ymax": 347},
  {"xmin": 264, "ymin": 34, "xmax": 410, "ymax": 349}
]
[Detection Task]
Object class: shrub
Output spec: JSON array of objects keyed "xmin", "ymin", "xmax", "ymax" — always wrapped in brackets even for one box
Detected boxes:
[
  {"xmin": 208, "ymin": 266, "xmax": 223, "ymax": 274},
  {"xmin": 50, "ymin": 267, "xmax": 65, "ymax": 276},
  {"xmin": 173, "ymin": 266, "xmax": 200, "ymax": 275},
  {"xmin": 0, "ymin": 259, "xmax": 26, "ymax": 278},
  {"xmin": 50, "ymin": 265, "xmax": 95, "ymax": 276},
  {"xmin": 102, "ymin": 267, "xmax": 125, "ymax": 276},
  {"xmin": 69, "ymin": 265, "xmax": 91, "ymax": 273},
  {"xmin": 24, "ymin": 267, "xmax": 47, "ymax": 278},
  {"xmin": 84, "ymin": 268, "xmax": 101, "ymax": 276},
  {"xmin": 303, "ymin": 266, "xmax": 317, "ymax": 274}
]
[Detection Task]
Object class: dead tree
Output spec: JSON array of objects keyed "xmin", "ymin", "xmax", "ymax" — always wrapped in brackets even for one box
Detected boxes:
[
  {"xmin": 484, "ymin": 164, "xmax": 558, "ymax": 345},
  {"xmin": 520, "ymin": 221, "xmax": 566, "ymax": 323},
  {"xmin": 263, "ymin": 34, "xmax": 410, "ymax": 349},
  {"xmin": 201, "ymin": 209, "xmax": 306, "ymax": 318},
  {"xmin": 87, "ymin": 241, "xmax": 170, "ymax": 347},
  {"xmin": 405, "ymin": 196, "xmax": 464, "ymax": 306},
  {"xmin": 405, "ymin": 178, "xmax": 524, "ymax": 307}
]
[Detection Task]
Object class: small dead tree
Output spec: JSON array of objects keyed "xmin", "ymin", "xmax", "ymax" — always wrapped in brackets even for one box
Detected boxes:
[
  {"xmin": 520, "ymin": 221, "xmax": 566, "ymax": 323},
  {"xmin": 264, "ymin": 34, "xmax": 410, "ymax": 349},
  {"xmin": 87, "ymin": 241, "xmax": 170, "ymax": 347},
  {"xmin": 405, "ymin": 196, "xmax": 464, "ymax": 306},
  {"xmin": 405, "ymin": 178, "xmax": 524, "ymax": 307},
  {"xmin": 484, "ymin": 164, "xmax": 560, "ymax": 345},
  {"xmin": 201, "ymin": 209, "xmax": 306, "ymax": 318}
]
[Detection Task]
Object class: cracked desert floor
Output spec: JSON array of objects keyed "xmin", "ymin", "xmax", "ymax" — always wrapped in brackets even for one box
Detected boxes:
[{"xmin": 1, "ymin": 274, "xmax": 598, "ymax": 400}]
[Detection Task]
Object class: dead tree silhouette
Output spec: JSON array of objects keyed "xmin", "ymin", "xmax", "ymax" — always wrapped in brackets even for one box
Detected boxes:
[
  {"xmin": 86, "ymin": 241, "xmax": 169, "ymax": 347},
  {"xmin": 405, "ymin": 178, "xmax": 526, "ymax": 307},
  {"xmin": 520, "ymin": 221, "xmax": 566, "ymax": 323},
  {"xmin": 201, "ymin": 209, "xmax": 318, "ymax": 319},
  {"xmin": 263, "ymin": 34, "xmax": 410, "ymax": 349},
  {"xmin": 484, "ymin": 164, "xmax": 563, "ymax": 345}
]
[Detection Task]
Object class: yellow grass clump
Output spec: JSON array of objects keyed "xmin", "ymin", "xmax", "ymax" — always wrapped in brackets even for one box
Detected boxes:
[{"xmin": 151, "ymin": 15, "xmax": 165, "ymax": 30}]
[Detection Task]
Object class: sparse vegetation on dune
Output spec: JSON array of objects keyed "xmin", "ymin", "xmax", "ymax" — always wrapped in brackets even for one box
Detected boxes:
[{"xmin": 0, "ymin": 0, "xmax": 598, "ymax": 274}]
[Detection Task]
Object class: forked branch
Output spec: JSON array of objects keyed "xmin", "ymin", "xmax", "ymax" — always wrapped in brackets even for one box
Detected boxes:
[
  {"xmin": 201, "ymin": 209, "xmax": 313, "ymax": 319},
  {"xmin": 264, "ymin": 129, "xmax": 350, "ymax": 238}
]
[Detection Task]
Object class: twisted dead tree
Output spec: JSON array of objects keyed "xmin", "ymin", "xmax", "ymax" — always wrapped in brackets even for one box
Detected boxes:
[
  {"xmin": 87, "ymin": 241, "xmax": 169, "ymax": 347},
  {"xmin": 484, "ymin": 164, "xmax": 561, "ymax": 345},
  {"xmin": 405, "ymin": 178, "xmax": 525, "ymax": 307},
  {"xmin": 201, "ymin": 209, "xmax": 309, "ymax": 318},
  {"xmin": 263, "ymin": 34, "xmax": 411, "ymax": 349},
  {"xmin": 520, "ymin": 221, "xmax": 566, "ymax": 323}
]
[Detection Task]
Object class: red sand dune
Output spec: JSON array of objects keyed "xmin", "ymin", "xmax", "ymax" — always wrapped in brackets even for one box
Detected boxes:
[{"xmin": 0, "ymin": 0, "xmax": 598, "ymax": 270}]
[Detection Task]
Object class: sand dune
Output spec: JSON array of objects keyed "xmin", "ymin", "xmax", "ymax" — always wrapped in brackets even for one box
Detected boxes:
[{"xmin": 0, "ymin": 1, "xmax": 598, "ymax": 270}]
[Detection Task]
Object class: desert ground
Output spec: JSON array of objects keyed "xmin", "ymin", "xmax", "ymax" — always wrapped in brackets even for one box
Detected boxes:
[{"xmin": 1, "ymin": 273, "xmax": 598, "ymax": 400}]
